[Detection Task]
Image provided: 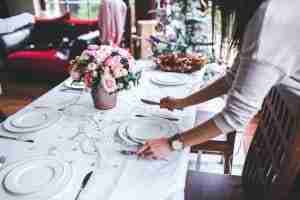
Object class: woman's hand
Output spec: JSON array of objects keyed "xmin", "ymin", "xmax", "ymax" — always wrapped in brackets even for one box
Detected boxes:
[
  {"xmin": 137, "ymin": 138, "xmax": 172, "ymax": 160},
  {"xmin": 160, "ymin": 97, "xmax": 185, "ymax": 111}
]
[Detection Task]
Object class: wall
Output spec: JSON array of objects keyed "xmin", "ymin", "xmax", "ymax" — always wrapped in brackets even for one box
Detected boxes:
[{"xmin": 5, "ymin": 0, "xmax": 35, "ymax": 16}]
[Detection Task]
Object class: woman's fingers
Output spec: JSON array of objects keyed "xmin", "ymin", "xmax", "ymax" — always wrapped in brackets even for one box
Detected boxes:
[
  {"xmin": 160, "ymin": 97, "xmax": 175, "ymax": 110},
  {"xmin": 137, "ymin": 142, "xmax": 150, "ymax": 155}
]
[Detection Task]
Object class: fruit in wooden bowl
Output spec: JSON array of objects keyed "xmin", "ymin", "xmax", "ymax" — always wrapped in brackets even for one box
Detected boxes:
[{"xmin": 155, "ymin": 53, "xmax": 208, "ymax": 73}]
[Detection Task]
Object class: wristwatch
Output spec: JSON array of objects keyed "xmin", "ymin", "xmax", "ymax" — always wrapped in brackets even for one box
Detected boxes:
[{"xmin": 168, "ymin": 134, "xmax": 184, "ymax": 151}]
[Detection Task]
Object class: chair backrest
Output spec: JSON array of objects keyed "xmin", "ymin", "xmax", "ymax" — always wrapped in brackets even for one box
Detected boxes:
[{"xmin": 242, "ymin": 85, "xmax": 300, "ymax": 200}]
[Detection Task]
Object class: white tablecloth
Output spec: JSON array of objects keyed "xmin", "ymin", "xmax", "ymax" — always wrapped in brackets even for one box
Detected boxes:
[{"xmin": 0, "ymin": 61, "xmax": 204, "ymax": 200}]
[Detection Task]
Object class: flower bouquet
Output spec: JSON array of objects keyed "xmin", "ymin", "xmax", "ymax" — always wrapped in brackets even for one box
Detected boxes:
[{"xmin": 70, "ymin": 44, "xmax": 141, "ymax": 109}]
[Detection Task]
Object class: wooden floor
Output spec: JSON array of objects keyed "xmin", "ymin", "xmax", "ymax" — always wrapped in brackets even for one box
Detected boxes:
[{"xmin": 0, "ymin": 72, "xmax": 55, "ymax": 117}]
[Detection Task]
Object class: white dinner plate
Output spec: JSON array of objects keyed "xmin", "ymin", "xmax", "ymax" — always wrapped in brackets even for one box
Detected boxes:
[
  {"xmin": 118, "ymin": 122, "xmax": 140, "ymax": 146},
  {"xmin": 10, "ymin": 109, "xmax": 50, "ymax": 128},
  {"xmin": 118, "ymin": 117, "xmax": 179, "ymax": 145},
  {"xmin": 0, "ymin": 157, "xmax": 72, "ymax": 200},
  {"xmin": 2, "ymin": 108, "xmax": 62, "ymax": 134},
  {"xmin": 126, "ymin": 118, "xmax": 176, "ymax": 141},
  {"xmin": 64, "ymin": 78, "xmax": 85, "ymax": 90},
  {"xmin": 4, "ymin": 159, "xmax": 65, "ymax": 195},
  {"xmin": 151, "ymin": 73, "xmax": 188, "ymax": 86}
]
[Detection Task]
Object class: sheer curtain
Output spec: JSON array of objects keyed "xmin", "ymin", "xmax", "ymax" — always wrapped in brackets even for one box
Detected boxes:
[{"xmin": 33, "ymin": 0, "xmax": 66, "ymax": 17}]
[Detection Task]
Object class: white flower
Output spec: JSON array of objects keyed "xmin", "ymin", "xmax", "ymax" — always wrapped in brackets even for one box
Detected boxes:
[
  {"xmin": 118, "ymin": 82, "xmax": 124, "ymax": 89},
  {"xmin": 165, "ymin": 26, "xmax": 177, "ymax": 41},
  {"xmin": 87, "ymin": 63, "xmax": 97, "ymax": 71},
  {"xmin": 113, "ymin": 67, "xmax": 128, "ymax": 78},
  {"xmin": 80, "ymin": 52, "xmax": 90, "ymax": 60},
  {"xmin": 92, "ymin": 71, "xmax": 98, "ymax": 78}
]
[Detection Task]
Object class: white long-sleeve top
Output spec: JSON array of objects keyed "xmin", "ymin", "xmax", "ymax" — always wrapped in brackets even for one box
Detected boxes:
[{"xmin": 213, "ymin": 0, "xmax": 300, "ymax": 133}]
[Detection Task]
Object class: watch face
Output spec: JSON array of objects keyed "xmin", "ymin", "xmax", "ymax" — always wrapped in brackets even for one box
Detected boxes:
[{"xmin": 172, "ymin": 140, "xmax": 183, "ymax": 150}]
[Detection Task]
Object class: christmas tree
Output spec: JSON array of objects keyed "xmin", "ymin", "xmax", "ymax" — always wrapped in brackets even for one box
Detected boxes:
[{"xmin": 149, "ymin": 0, "xmax": 214, "ymax": 62}]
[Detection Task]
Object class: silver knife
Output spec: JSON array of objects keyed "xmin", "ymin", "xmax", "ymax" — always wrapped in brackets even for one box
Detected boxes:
[
  {"xmin": 0, "ymin": 135, "xmax": 34, "ymax": 143},
  {"xmin": 140, "ymin": 99, "xmax": 184, "ymax": 110},
  {"xmin": 74, "ymin": 171, "xmax": 93, "ymax": 200},
  {"xmin": 135, "ymin": 114, "xmax": 179, "ymax": 121}
]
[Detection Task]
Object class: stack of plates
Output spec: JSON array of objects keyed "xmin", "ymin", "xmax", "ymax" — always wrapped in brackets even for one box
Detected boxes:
[
  {"xmin": 0, "ymin": 157, "xmax": 72, "ymax": 200},
  {"xmin": 151, "ymin": 73, "xmax": 188, "ymax": 86},
  {"xmin": 64, "ymin": 79, "xmax": 85, "ymax": 90},
  {"xmin": 2, "ymin": 108, "xmax": 62, "ymax": 133},
  {"xmin": 118, "ymin": 117, "xmax": 179, "ymax": 146}
]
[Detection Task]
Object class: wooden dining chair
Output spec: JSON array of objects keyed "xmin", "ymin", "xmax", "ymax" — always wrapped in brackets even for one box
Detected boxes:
[
  {"xmin": 190, "ymin": 98, "xmax": 237, "ymax": 174},
  {"xmin": 185, "ymin": 84, "xmax": 300, "ymax": 200},
  {"xmin": 190, "ymin": 130, "xmax": 236, "ymax": 174}
]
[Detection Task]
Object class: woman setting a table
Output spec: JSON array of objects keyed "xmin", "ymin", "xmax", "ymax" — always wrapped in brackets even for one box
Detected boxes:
[{"xmin": 138, "ymin": 0, "xmax": 300, "ymax": 159}]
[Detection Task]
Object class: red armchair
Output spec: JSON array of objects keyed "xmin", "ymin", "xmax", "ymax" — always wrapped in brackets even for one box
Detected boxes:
[{"xmin": 3, "ymin": 12, "xmax": 98, "ymax": 82}]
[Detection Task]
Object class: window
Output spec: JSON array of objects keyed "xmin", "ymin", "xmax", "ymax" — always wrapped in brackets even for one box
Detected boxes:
[{"xmin": 43, "ymin": 0, "xmax": 101, "ymax": 19}]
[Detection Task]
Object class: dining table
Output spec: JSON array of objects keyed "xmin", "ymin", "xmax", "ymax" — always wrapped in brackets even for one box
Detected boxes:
[{"xmin": 0, "ymin": 60, "xmax": 207, "ymax": 200}]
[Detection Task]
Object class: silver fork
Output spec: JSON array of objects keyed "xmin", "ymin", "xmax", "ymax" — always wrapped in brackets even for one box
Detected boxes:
[{"xmin": 0, "ymin": 156, "xmax": 6, "ymax": 168}]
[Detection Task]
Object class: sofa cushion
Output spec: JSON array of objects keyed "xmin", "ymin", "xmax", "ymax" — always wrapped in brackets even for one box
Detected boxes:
[
  {"xmin": 7, "ymin": 49, "xmax": 69, "ymax": 81},
  {"xmin": 63, "ymin": 17, "xmax": 98, "ymax": 40},
  {"xmin": 30, "ymin": 12, "xmax": 71, "ymax": 47},
  {"xmin": 0, "ymin": 13, "xmax": 34, "ymax": 35},
  {"xmin": 1, "ymin": 27, "xmax": 32, "ymax": 54}
]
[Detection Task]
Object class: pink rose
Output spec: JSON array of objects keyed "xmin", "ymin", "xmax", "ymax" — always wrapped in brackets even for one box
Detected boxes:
[
  {"xmin": 83, "ymin": 50, "xmax": 97, "ymax": 57},
  {"xmin": 104, "ymin": 56, "xmax": 114, "ymax": 67},
  {"xmin": 105, "ymin": 56, "xmax": 123, "ymax": 71},
  {"xmin": 87, "ymin": 44, "xmax": 100, "ymax": 50},
  {"xmin": 84, "ymin": 72, "xmax": 93, "ymax": 88},
  {"xmin": 128, "ymin": 58, "xmax": 135, "ymax": 70},
  {"xmin": 118, "ymin": 48, "xmax": 131, "ymax": 58},
  {"xmin": 70, "ymin": 69, "xmax": 81, "ymax": 81},
  {"xmin": 101, "ymin": 74, "xmax": 117, "ymax": 93}
]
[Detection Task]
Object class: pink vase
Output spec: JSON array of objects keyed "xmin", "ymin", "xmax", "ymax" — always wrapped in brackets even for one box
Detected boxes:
[{"xmin": 91, "ymin": 84, "xmax": 117, "ymax": 110}]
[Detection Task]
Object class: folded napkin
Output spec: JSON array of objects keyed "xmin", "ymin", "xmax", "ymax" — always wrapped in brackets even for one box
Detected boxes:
[{"xmin": 78, "ymin": 149, "xmax": 189, "ymax": 200}]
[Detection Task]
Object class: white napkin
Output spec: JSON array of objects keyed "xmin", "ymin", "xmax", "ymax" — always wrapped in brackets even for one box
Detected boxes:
[{"xmin": 78, "ymin": 149, "xmax": 189, "ymax": 200}]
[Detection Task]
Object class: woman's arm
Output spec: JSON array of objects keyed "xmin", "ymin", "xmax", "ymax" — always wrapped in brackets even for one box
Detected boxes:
[
  {"xmin": 179, "ymin": 75, "xmax": 230, "ymax": 107},
  {"xmin": 161, "ymin": 56, "xmax": 240, "ymax": 110},
  {"xmin": 138, "ymin": 59, "xmax": 285, "ymax": 160}
]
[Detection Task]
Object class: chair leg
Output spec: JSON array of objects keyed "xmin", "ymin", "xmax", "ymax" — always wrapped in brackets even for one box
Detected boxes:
[
  {"xmin": 219, "ymin": 156, "xmax": 224, "ymax": 164},
  {"xmin": 0, "ymin": 110, "xmax": 7, "ymax": 122},
  {"xmin": 195, "ymin": 150, "xmax": 203, "ymax": 171},
  {"xmin": 224, "ymin": 153, "xmax": 233, "ymax": 175}
]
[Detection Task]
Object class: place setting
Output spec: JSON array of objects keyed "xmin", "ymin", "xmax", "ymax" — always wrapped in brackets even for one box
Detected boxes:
[
  {"xmin": 1, "ymin": 107, "xmax": 63, "ymax": 141},
  {"xmin": 60, "ymin": 78, "xmax": 85, "ymax": 93},
  {"xmin": 0, "ymin": 156, "xmax": 73, "ymax": 200},
  {"xmin": 117, "ymin": 115, "xmax": 180, "ymax": 147}
]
